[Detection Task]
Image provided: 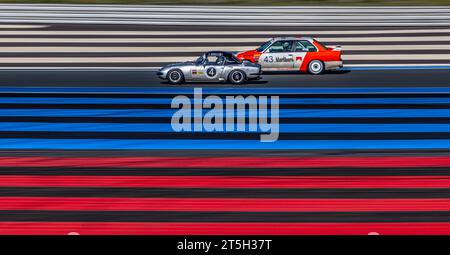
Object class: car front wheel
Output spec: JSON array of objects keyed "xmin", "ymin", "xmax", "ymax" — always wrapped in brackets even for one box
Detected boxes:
[
  {"xmin": 167, "ymin": 69, "xmax": 184, "ymax": 84},
  {"xmin": 228, "ymin": 70, "xmax": 247, "ymax": 84},
  {"xmin": 308, "ymin": 60, "xmax": 324, "ymax": 75}
]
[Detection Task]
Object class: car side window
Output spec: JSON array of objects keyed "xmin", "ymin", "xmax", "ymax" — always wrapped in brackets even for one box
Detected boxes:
[
  {"xmin": 205, "ymin": 55, "xmax": 218, "ymax": 65},
  {"xmin": 203, "ymin": 55, "xmax": 229, "ymax": 66},
  {"xmin": 224, "ymin": 56, "xmax": 238, "ymax": 65},
  {"xmin": 294, "ymin": 40, "xmax": 317, "ymax": 52},
  {"xmin": 266, "ymin": 40, "xmax": 294, "ymax": 53},
  {"xmin": 216, "ymin": 56, "xmax": 226, "ymax": 65}
]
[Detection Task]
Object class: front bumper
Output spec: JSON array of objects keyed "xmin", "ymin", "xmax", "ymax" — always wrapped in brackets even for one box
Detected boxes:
[
  {"xmin": 156, "ymin": 71, "xmax": 166, "ymax": 80},
  {"xmin": 248, "ymin": 72, "xmax": 262, "ymax": 80},
  {"xmin": 325, "ymin": 61, "xmax": 344, "ymax": 70}
]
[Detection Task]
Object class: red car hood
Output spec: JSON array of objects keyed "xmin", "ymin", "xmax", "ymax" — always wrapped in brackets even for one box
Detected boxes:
[{"xmin": 236, "ymin": 49, "xmax": 261, "ymax": 62}]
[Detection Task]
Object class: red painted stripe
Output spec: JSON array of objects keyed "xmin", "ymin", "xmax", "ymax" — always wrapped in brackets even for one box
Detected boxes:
[
  {"xmin": 1, "ymin": 222, "xmax": 450, "ymax": 235},
  {"xmin": 1, "ymin": 197, "xmax": 450, "ymax": 212},
  {"xmin": 1, "ymin": 156, "xmax": 450, "ymax": 168},
  {"xmin": 1, "ymin": 175, "xmax": 450, "ymax": 188}
]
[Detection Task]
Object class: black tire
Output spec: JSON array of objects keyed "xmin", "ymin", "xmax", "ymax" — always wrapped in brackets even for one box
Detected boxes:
[
  {"xmin": 308, "ymin": 60, "xmax": 325, "ymax": 75},
  {"xmin": 167, "ymin": 69, "xmax": 184, "ymax": 84},
  {"xmin": 228, "ymin": 70, "xmax": 247, "ymax": 84}
]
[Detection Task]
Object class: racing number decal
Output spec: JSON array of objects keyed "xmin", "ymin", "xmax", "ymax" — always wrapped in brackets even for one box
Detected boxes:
[
  {"xmin": 206, "ymin": 67, "xmax": 217, "ymax": 78},
  {"xmin": 263, "ymin": 56, "xmax": 274, "ymax": 63}
]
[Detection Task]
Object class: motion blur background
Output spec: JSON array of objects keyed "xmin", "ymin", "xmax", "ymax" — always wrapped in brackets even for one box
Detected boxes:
[
  {"xmin": 0, "ymin": 2, "xmax": 449, "ymax": 235},
  {"xmin": 0, "ymin": 0, "xmax": 449, "ymax": 5}
]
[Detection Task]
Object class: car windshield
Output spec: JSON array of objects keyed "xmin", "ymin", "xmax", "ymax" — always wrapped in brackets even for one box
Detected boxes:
[
  {"xmin": 195, "ymin": 56, "xmax": 204, "ymax": 65},
  {"xmin": 227, "ymin": 54, "xmax": 241, "ymax": 64},
  {"xmin": 256, "ymin": 40, "xmax": 273, "ymax": 52}
]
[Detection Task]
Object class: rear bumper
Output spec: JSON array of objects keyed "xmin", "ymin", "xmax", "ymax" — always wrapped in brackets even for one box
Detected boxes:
[{"xmin": 325, "ymin": 61, "xmax": 343, "ymax": 70}]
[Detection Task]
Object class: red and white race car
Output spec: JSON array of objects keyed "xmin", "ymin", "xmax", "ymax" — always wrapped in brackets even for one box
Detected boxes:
[{"xmin": 236, "ymin": 37, "xmax": 343, "ymax": 74}]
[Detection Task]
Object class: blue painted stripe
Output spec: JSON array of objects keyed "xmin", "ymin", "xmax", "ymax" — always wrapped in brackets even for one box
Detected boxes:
[
  {"xmin": 2, "ymin": 109, "xmax": 450, "ymax": 118},
  {"xmin": 3, "ymin": 97, "xmax": 450, "ymax": 105},
  {"xmin": 2, "ymin": 122, "xmax": 450, "ymax": 133},
  {"xmin": 3, "ymin": 87, "xmax": 450, "ymax": 94},
  {"xmin": 0, "ymin": 139, "xmax": 448, "ymax": 150}
]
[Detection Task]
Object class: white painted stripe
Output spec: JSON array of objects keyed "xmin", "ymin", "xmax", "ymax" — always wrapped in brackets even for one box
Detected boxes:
[
  {"xmin": 1, "ymin": 19, "xmax": 449, "ymax": 26},
  {"xmin": 3, "ymin": 12, "xmax": 450, "ymax": 20},
  {"xmin": 0, "ymin": 4, "xmax": 450, "ymax": 13},
  {"xmin": 0, "ymin": 25, "xmax": 48, "ymax": 29},
  {"xmin": 0, "ymin": 36, "xmax": 447, "ymax": 43},
  {"xmin": 0, "ymin": 46, "xmax": 250, "ymax": 53},
  {"xmin": 0, "ymin": 38, "xmax": 261, "ymax": 43},
  {"xmin": 340, "ymin": 45, "xmax": 450, "ymax": 51},
  {"xmin": 0, "ymin": 57, "xmax": 188, "ymax": 63},
  {"xmin": 3, "ymin": 29, "xmax": 450, "ymax": 35},
  {"xmin": 11, "ymin": 11, "xmax": 450, "ymax": 17}
]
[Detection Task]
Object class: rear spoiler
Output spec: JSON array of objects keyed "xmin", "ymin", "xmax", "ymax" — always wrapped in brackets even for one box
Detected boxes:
[{"xmin": 328, "ymin": 45, "xmax": 342, "ymax": 51}]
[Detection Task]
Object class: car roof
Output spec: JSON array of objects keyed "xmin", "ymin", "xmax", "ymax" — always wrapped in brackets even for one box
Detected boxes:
[
  {"xmin": 205, "ymin": 51, "xmax": 234, "ymax": 56},
  {"xmin": 271, "ymin": 37, "xmax": 314, "ymax": 41}
]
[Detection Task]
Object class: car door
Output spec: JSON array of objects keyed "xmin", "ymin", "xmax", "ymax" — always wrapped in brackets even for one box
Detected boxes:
[
  {"xmin": 189, "ymin": 56, "xmax": 207, "ymax": 81},
  {"xmin": 259, "ymin": 40, "xmax": 295, "ymax": 70},
  {"xmin": 203, "ymin": 56, "xmax": 226, "ymax": 82},
  {"xmin": 293, "ymin": 40, "xmax": 318, "ymax": 70},
  {"xmin": 190, "ymin": 55, "xmax": 224, "ymax": 81}
]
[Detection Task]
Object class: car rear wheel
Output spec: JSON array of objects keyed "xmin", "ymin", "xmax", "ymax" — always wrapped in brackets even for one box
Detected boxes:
[
  {"xmin": 308, "ymin": 60, "xmax": 324, "ymax": 75},
  {"xmin": 167, "ymin": 69, "xmax": 184, "ymax": 84},
  {"xmin": 228, "ymin": 70, "xmax": 247, "ymax": 84}
]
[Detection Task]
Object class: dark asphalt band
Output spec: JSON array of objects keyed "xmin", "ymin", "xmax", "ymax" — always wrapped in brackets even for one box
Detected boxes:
[
  {"xmin": 2, "ymin": 210, "xmax": 450, "ymax": 222},
  {"xmin": 3, "ymin": 103, "xmax": 450, "ymax": 109},
  {"xmin": 0, "ymin": 166, "xmax": 448, "ymax": 176},
  {"xmin": 0, "ymin": 60, "xmax": 449, "ymax": 67},
  {"xmin": 0, "ymin": 50, "xmax": 447, "ymax": 58},
  {"xmin": 2, "ymin": 69, "xmax": 447, "ymax": 88},
  {"xmin": 14, "ymin": 103, "xmax": 450, "ymax": 110},
  {"xmin": 0, "ymin": 149, "xmax": 446, "ymax": 157},
  {"xmin": 1, "ymin": 187, "xmax": 450, "ymax": 198},
  {"xmin": 3, "ymin": 117, "xmax": 450, "ymax": 124},
  {"xmin": 4, "ymin": 92, "xmax": 450, "ymax": 99},
  {"xmin": 3, "ymin": 131, "xmax": 450, "ymax": 140}
]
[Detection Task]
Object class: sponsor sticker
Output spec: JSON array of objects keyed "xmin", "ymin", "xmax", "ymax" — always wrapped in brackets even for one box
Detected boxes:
[{"xmin": 192, "ymin": 70, "xmax": 204, "ymax": 75}]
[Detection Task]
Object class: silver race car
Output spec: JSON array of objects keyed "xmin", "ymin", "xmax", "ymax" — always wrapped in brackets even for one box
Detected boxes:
[{"xmin": 157, "ymin": 51, "xmax": 262, "ymax": 84}]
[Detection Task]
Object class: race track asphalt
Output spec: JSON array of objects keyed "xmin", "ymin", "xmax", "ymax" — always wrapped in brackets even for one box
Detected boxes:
[{"xmin": 0, "ymin": 68, "xmax": 449, "ymax": 87}]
